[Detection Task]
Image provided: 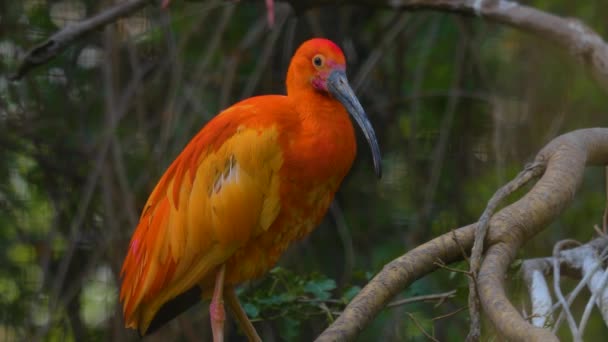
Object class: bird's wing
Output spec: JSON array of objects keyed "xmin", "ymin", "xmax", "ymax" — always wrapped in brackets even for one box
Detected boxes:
[{"xmin": 120, "ymin": 98, "xmax": 286, "ymax": 333}]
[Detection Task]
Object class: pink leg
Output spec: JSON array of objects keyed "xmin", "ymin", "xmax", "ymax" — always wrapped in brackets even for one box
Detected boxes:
[
  {"xmin": 225, "ymin": 288, "xmax": 262, "ymax": 342},
  {"xmin": 210, "ymin": 265, "xmax": 226, "ymax": 342}
]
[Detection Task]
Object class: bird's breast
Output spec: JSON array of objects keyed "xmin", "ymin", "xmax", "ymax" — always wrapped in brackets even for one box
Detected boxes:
[
  {"xmin": 223, "ymin": 176, "xmax": 341, "ymax": 286},
  {"xmin": 221, "ymin": 115, "xmax": 357, "ymax": 286}
]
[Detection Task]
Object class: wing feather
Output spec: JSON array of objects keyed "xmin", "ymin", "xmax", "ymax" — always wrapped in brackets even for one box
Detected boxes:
[{"xmin": 120, "ymin": 99, "xmax": 287, "ymax": 333}]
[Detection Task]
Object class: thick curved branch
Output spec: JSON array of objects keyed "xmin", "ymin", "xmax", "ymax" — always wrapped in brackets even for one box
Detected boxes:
[
  {"xmin": 479, "ymin": 243, "xmax": 559, "ymax": 341},
  {"xmin": 314, "ymin": 224, "xmax": 477, "ymax": 341},
  {"xmin": 477, "ymin": 128, "xmax": 608, "ymax": 341},
  {"xmin": 467, "ymin": 161, "xmax": 544, "ymax": 340},
  {"xmin": 317, "ymin": 128, "xmax": 608, "ymax": 341}
]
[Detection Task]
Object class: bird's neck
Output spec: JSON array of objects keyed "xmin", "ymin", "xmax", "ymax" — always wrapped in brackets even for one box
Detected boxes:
[
  {"xmin": 290, "ymin": 89, "xmax": 347, "ymax": 123},
  {"xmin": 286, "ymin": 89, "xmax": 357, "ymax": 181}
]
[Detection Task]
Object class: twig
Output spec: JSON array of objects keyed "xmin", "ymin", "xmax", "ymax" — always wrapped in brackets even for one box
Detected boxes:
[
  {"xmin": 330, "ymin": 202, "xmax": 355, "ymax": 287},
  {"xmin": 407, "ymin": 17, "xmax": 441, "ymax": 231},
  {"xmin": 299, "ymin": 289, "xmax": 457, "ymax": 313},
  {"xmin": 290, "ymin": 0, "xmax": 608, "ymax": 92},
  {"xmin": 432, "ymin": 306, "xmax": 467, "ymax": 321},
  {"xmin": 297, "ymin": 298, "xmax": 343, "ymax": 305},
  {"xmin": 405, "ymin": 312, "xmax": 439, "ymax": 342},
  {"xmin": 523, "ymin": 264, "xmax": 553, "ymax": 327},
  {"xmin": 549, "ymin": 240, "xmax": 608, "ymax": 332},
  {"xmin": 567, "ymin": 244, "xmax": 608, "ymax": 333},
  {"xmin": 421, "ymin": 19, "xmax": 468, "ymax": 225},
  {"xmin": 552, "ymin": 240, "xmax": 582, "ymax": 342},
  {"xmin": 594, "ymin": 224, "xmax": 607, "ymax": 238},
  {"xmin": 451, "ymin": 229, "xmax": 471, "ymax": 264},
  {"xmin": 319, "ymin": 302, "xmax": 335, "ymax": 323},
  {"xmin": 578, "ymin": 259, "xmax": 608, "ymax": 335},
  {"xmin": 467, "ymin": 160, "xmax": 545, "ymax": 341},
  {"xmin": 160, "ymin": 1, "xmax": 236, "ymax": 162},
  {"xmin": 386, "ymin": 290, "xmax": 457, "ymax": 308},
  {"xmin": 10, "ymin": 0, "xmax": 149, "ymax": 80},
  {"xmin": 434, "ymin": 259, "xmax": 471, "ymax": 275},
  {"xmin": 239, "ymin": 4, "xmax": 290, "ymax": 98},
  {"xmin": 352, "ymin": 13, "xmax": 410, "ymax": 91},
  {"xmin": 603, "ymin": 166, "xmax": 608, "ymax": 233}
]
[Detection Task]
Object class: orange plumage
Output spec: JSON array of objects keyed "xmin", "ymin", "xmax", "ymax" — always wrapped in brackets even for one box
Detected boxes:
[{"xmin": 120, "ymin": 38, "xmax": 381, "ymax": 338}]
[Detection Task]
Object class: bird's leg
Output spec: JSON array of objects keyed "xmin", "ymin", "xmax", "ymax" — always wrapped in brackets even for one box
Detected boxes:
[
  {"xmin": 225, "ymin": 288, "xmax": 262, "ymax": 342},
  {"xmin": 210, "ymin": 264, "xmax": 226, "ymax": 342}
]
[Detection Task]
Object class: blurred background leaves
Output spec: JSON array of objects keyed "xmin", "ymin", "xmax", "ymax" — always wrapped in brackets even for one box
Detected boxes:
[{"xmin": 1, "ymin": 0, "xmax": 608, "ymax": 341}]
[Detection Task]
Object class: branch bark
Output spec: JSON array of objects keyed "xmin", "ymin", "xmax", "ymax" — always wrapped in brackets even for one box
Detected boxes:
[
  {"xmin": 10, "ymin": 0, "xmax": 150, "ymax": 80},
  {"xmin": 315, "ymin": 224, "xmax": 477, "ymax": 341},
  {"xmin": 523, "ymin": 266, "xmax": 553, "ymax": 328},
  {"xmin": 10, "ymin": 0, "xmax": 608, "ymax": 340},
  {"xmin": 283, "ymin": 0, "xmax": 608, "ymax": 90},
  {"xmin": 317, "ymin": 128, "xmax": 608, "ymax": 341},
  {"xmin": 522, "ymin": 237, "xmax": 608, "ymax": 332},
  {"xmin": 560, "ymin": 242, "xmax": 608, "ymax": 327},
  {"xmin": 476, "ymin": 129, "xmax": 608, "ymax": 341},
  {"xmin": 12, "ymin": 0, "xmax": 608, "ymax": 90}
]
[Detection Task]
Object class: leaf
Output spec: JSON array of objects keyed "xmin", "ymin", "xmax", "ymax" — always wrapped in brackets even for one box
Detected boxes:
[
  {"xmin": 342, "ymin": 286, "xmax": 361, "ymax": 302},
  {"xmin": 243, "ymin": 303, "xmax": 259, "ymax": 318},
  {"xmin": 278, "ymin": 316, "xmax": 300, "ymax": 341},
  {"xmin": 304, "ymin": 279, "xmax": 336, "ymax": 300},
  {"xmin": 258, "ymin": 292, "xmax": 295, "ymax": 306}
]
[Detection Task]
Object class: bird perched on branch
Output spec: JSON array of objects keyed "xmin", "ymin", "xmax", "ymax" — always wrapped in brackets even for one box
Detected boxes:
[{"xmin": 120, "ymin": 38, "xmax": 381, "ymax": 341}]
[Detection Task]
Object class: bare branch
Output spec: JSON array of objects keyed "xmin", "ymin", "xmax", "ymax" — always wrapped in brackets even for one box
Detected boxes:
[
  {"xmin": 522, "ymin": 262, "xmax": 553, "ymax": 328},
  {"xmin": 10, "ymin": 0, "xmax": 149, "ymax": 80},
  {"xmin": 405, "ymin": 312, "xmax": 439, "ymax": 342},
  {"xmin": 283, "ymin": 0, "xmax": 608, "ymax": 91},
  {"xmin": 521, "ymin": 238, "xmax": 608, "ymax": 335},
  {"xmin": 315, "ymin": 223, "xmax": 477, "ymax": 341},
  {"xmin": 560, "ymin": 244, "xmax": 608, "ymax": 331},
  {"xmin": 552, "ymin": 240, "xmax": 582, "ymax": 341},
  {"xmin": 604, "ymin": 166, "xmax": 608, "ymax": 233},
  {"xmin": 317, "ymin": 129, "xmax": 608, "ymax": 341},
  {"xmin": 476, "ymin": 129, "xmax": 608, "ymax": 341},
  {"xmin": 13, "ymin": 0, "xmax": 608, "ymax": 93},
  {"xmin": 468, "ymin": 160, "xmax": 544, "ymax": 340},
  {"xmin": 432, "ymin": 306, "xmax": 467, "ymax": 321},
  {"xmin": 386, "ymin": 290, "xmax": 457, "ymax": 308}
]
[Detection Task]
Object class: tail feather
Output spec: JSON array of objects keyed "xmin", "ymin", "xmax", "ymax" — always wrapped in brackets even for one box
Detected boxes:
[{"xmin": 143, "ymin": 285, "xmax": 201, "ymax": 336}]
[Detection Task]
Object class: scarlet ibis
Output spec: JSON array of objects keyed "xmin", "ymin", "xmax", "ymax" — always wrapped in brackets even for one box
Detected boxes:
[{"xmin": 120, "ymin": 38, "xmax": 381, "ymax": 341}]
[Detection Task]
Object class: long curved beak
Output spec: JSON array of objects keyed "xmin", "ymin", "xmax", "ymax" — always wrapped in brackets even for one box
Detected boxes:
[{"xmin": 327, "ymin": 70, "xmax": 382, "ymax": 178}]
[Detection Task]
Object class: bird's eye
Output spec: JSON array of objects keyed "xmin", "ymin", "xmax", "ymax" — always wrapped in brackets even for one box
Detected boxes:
[{"xmin": 312, "ymin": 54, "xmax": 325, "ymax": 68}]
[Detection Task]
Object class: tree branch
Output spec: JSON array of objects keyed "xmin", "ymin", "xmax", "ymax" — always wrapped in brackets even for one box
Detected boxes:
[
  {"xmin": 386, "ymin": 290, "xmax": 456, "ymax": 308},
  {"xmin": 523, "ymin": 265, "xmax": 553, "ymax": 328},
  {"xmin": 10, "ymin": 0, "xmax": 150, "ymax": 80},
  {"xmin": 315, "ymin": 223, "xmax": 477, "ymax": 341},
  {"xmin": 552, "ymin": 240, "xmax": 583, "ymax": 341},
  {"xmin": 317, "ymin": 128, "xmax": 608, "ymax": 341},
  {"xmin": 467, "ymin": 160, "xmax": 544, "ymax": 341},
  {"xmin": 522, "ymin": 237, "xmax": 608, "ymax": 335},
  {"xmin": 12, "ymin": 0, "xmax": 608, "ymax": 90},
  {"xmin": 476, "ymin": 128, "xmax": 608, "ymax": 341},
  {"xmin": 283, "ymin": 0, "xmax": 608, "ymax": 91},
  {"xmin": 560, "ymin": 243, "xmax": 608, "ymax": 330}
]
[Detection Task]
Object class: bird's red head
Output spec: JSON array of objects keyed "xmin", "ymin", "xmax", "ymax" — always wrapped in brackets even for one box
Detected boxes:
[
  {"xmin": 287, "ymin": 38, "xmax": 382, "ymax": 178},
  {"xmin": 287, "ymin": 38, "xmax": 347, "ymax": 94}
]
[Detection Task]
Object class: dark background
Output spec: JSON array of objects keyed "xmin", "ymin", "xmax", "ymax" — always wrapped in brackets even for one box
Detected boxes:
[{"xmin": 1, "ymin": 0, "xmax": 607, "ymax": 340}]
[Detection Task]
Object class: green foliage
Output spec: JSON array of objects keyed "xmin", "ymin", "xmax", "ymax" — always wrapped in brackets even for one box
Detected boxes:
[
  {"xmin": 239, "ymin": 267, "xmax": 347, "ymax": 328},
  {"xmin": 1, "ymin": 0, "xmax": 608, "ymax": 340}
]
